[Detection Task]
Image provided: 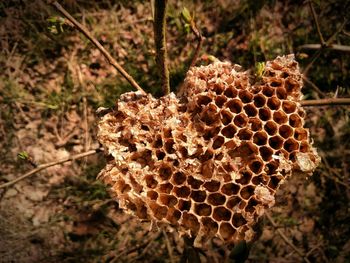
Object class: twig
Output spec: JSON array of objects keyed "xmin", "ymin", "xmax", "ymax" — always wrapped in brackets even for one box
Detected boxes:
[
  {"xmin": 153, "ymin": 0, "xmax": 170, "ymax": 95},
  {"xmin": 265, "ymin": 213, "xmax": 311, "ymax": 263},
  {"xmin": 302, "ymin": 76, "xmax": 326, "ymax": 98},
  {"xmin": 300, "ymin": 98, "xmax": 350, "ymax": 106},
  {"xmin": 308, "ymin": 1, "xmax": 325, "ymax": 46},
  {"xmin": 299, "ymin": 44, "xmax": 350, "ymax": 52},
  {"xmin": 50, "ymin": 1, "xmax": 146, "ymax": 94},
  {"xmin": 162, "ymin": 229, "xmax": 175, "ymax": 263},
  {"xmin": 188, "ymin": 19, "xmax": 204, "ymax": 68},
  {"xmin": 0, "ymin": 148, "xmax": 102, "ymax": 189}
]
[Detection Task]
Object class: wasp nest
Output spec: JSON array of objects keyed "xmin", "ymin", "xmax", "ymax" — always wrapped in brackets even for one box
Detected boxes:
[{"xmin": 98, "ymin": 55, "xmax": 320, "ymax": 246}]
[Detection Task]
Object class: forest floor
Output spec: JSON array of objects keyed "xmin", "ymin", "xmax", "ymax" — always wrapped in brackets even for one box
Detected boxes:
[{"xmin": 0, "ymin": 0, "xmax": 349, "ymax": 262}]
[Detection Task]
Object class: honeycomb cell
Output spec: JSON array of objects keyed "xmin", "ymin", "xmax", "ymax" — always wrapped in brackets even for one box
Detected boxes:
[
  {"xmin": 200, "ymin": 104, "xmax": 219, "ymax": 125},
  {"xmin": 208, "ymin": 193, "xmax": 226, "ymax": 206},
  {"xmin": 219, "ymin": 222, "xmax": 236, "ymax": 241},
  {"xmin": 159, "ymin": 164, "xmax": 173, "ymax": 180},
  {"xmin": 294, "ymin": 128, "xmax": 308, "ymax": 141},
  {"xmin": 172, "ymin": 171, "xmax": 186, "ymax": 185},
  {"xmin": 225, "ymin": 140, "xmax": 238, "ymax": 150},
  {"xmin": 264, "ymin": 120, "xmax": 278, "ymax": 135},
  {"xmin": 164, "ymin": 139, "xmax": 175, "ymax": 154},
  {"xmin": 289, "ymin": 113, "xmax": 302, "ymax": 128},
  {"xmin": 188, "ymin": 176, "xmax": 204, "ymax": 189},
  {"xmin": 249, "ymin": 118, "xmax": 263, "ymax": 131},
  {"xmin": 266, "ymin": 160, "xmax": 279, "ymax": 175},
  {"xmin": 221, "ymin": 183, "xmax": 240, "ymax": 196},
  {"xmin": 201, "ymin": 217, "xmax": 219, "ymax": 236},
  {"xmin": 154, "ymin": 135, "xmax": 163, "ymax": 148},
  {"xmin": 159, "ymin": 194, "xmax": 178, "ymax": 207},
  {"xmin": 213, "ymin": 206, "xmax": 232, "ymax": 221},
  {"xmin": 145, "ymin": 175, "xmax": 158, "ymax": 189},
  {"xmin": 284, "ymin": 138, "xmax": 299, "ymax": 152},
  {"xmin": 215, "ymin": 95, "xmax": 227, "ymax": 108},
  {"xmin": 147, "ymin": 190, "xmax": 159, "ymax": 200},
  {"xmin": 259, "ymin": 146, "xmax": 273, "ymax": 161},
  {"xmin": 238, "ymin": 142, "xmax": 259, "ymax": 157},
  {"xmin": 201, "ymin": 160, "xmax": 214, "ymax": 179},
  {"xmin": 282, "ymin": 101, "xmax": 296, "ymax": 114},
  {"xmin": 224, "ymin": 86, "xmax": 238, "ymax": 98},
  {"xmin": 235, "ymin": 170, "xmax": 252, "ymax": 185},
  {"xmin": 220, "ymin": 109, "xmax": 233, "ymax": 125},
  {"xmin": 203, "ymin": 180, "xmax": 221, "ymax": 192},
  {"xmin": 262, "ymin": 85, "xmax": 274, "ymax": 97},
  {"xmin": 245, "ymin": 198, "xmax": 258, "ymax": 213},
  {"xmin": 194, "ymin": 203, "xmax": 212, "ymax": 216},
  {"xmin": 240, "ymin": 185, "xmax": 255, "ymax": 200},
  {"xmin": 159, "ymin": 183, "xmax": 173, "ymax": 194},
  {"xmin": 213, "ymin": 82, "xmax": 225, "ymax": 94},
  {"xmin": 226, "ymin": 196, "xmax": 241, "ymax": 209},
  {"xmin": 276, "ymin": 86, "xmax": 287, "ymax": 99},
  {"xmin": 268, "ymin": 175, "xmax": 282, "ymax": 190},
  {"xmin": 276, "ymin": 149, "xmax": 289, "ymax": 159},
  {"xmin": 163, "ymin": 128, "xmax": 172, "ymax": 138},
  {"xmin": 259, "ymin": 107, "xmax": 272, "ymax": 121},
  {"xmin": 270, "ymin": 79, "xmax": 282, "ymax": 87},
  {"xmin": 191, "ymin": 190, "xmax": 207, "ymax": 202},
  {"xmin": 244, "ymin": 104, "xmax": 258, "ymax": 117},
  {"xmin": 234, "ymin": 113, "xmax": 249, "ymax": 128},
  {"xmin": 150, "ymin": 203, "xmax": 168, "ymax": 220},
  {"xmin": 178, "ymin": 199, "xmax": 191, "ymax": 211},
  {"xmin": 203, "ymin": 126, "xmax": 221, "ymax": 140},
  {"xmin": 166, "ymin": 208, "xmax": 182, "ymax": 224},
  {"xmin": 298, "ymin": 108, "xmax": 306, "ymax": 118},
  {"xmin": 253, "ymin": 94, "xmax": 267, "ymax": 107},
  {"xmin": 232, "ymin": 213, "xmax": 247, "ymax": 227},
  {"xmin": 226, "ymin": 99, "xmax": 243, "ymax": 113},
  {"xmin": 174, "ymin": 186, "xmax": 191, "ymax": 198},
  {"xmin": 300, "ymin": 141, "xmax": 309, "ymax": 152},
  {"xmin": 279, "ymin": 124, "xmax": 293, "ymax": 139},
  {"xmin": 182, "ymin": 212, "xmax": 200, "ymax": 233},
  {"xmin": 267, "ymin": 96, "xmax": 281, "ymax": 110},
  {"xmin": 238, "ymin": 90, "xmax": 253, "ymax": 103},
  {"xmin": 213, "ymin": 136, "xmax": 225, "ymax": 149},
  {"xmin": 179, "ymin": 147, "xmax": 188, "ymax": 158},
  {"xmin": 273, "ymin": 110, "xmax": 288, "ymax": 124},
  {"xmin": 248, "ymin": 158, "xmax": 264, "ymax": 174},
  {"xmin": 237, "ymin": 128, "xmax": 253, "ymax": 140},
  {"xmin": 251, "ymin": 174, "xmax": 268, "ymax": 185},
  {"xmin": 269, "ymin": 135, "xmax": 284, "ymax": 150},
  {"xmin": 253, "ymin": 131, "xmax": 268, "ymax": 145},
  {"xmin": 284, "ymin": 78, "xmax": 299, "ymax": 93},
  {"xmin": 221, "ymin": 124, "xmax": 237, "ymax": 138},
  {"xmin": 197, "ymin": 95, "xmax": 212, "ymax": 106}
]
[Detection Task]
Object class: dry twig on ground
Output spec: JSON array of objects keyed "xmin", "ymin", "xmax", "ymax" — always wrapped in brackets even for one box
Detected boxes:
[{"xmin": 301, "ymin": 98, "xmax": 350, "ymax": 106}]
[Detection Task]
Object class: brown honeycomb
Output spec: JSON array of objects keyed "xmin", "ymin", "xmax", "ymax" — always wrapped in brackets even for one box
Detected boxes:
[{"xmin": 97, "ymin": 55, "xmax": 320, "ymax": 246}]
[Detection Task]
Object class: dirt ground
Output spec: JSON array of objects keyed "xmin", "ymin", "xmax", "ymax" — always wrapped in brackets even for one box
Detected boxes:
[{"xmin": 0, "ymin": 0, "xmax": 349, "ymax": 262}]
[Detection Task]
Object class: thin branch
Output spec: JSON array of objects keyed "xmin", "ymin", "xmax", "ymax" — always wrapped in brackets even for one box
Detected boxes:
[
  {"xmin": 265, "ymin": 213, "xmax": 311, "ymax": 263},
  {"xmin": 153, "ymin": 0, "xmax": 170, "ymax": 95},
  {"xmin": 299, "ymin": 44, "xmax": 350, "ymax": 52},
  {"xmin": 162, "ymin": 229, "xmax": 175, "ymax": 263},
  {"xmin": 301, "ymin": 98, "xmax": 350, "ymax": 106},
  {"xmin": 51, "ymin": 1, "xmax": 146, "ymax": 94},
  {"xmin": 188, "ymin": 19, "xmax": 204, "ymax": 68},
  {"xmin": 0, "ymin": 148, "xmax": 102, "ymax": 189},
  {"xmin": 302, "ymin": 76, "xmax": 326, "ymax": 98},
  {"xmin": 308, "ymin": 1, "xmax": 326, "ymax": 46}
]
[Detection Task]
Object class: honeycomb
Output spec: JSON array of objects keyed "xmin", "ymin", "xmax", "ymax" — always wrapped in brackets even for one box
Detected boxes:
[{"xmin": 97, "ymin": 54, "xmax": 320, "ymax": 246}]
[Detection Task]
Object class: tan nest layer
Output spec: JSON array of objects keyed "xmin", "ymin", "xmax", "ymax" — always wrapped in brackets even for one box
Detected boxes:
[{"xmin": 97, "ymin": 54, "xmax": 320, "ymax": 246}]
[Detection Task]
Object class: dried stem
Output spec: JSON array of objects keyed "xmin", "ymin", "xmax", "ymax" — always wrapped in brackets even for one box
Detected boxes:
[
  {"xmin": 51, "ymin": 1, "xmax": 146, "ymax": 94},
  {"xmin": 188, "ymin": 20, "xmax": 204, "ymax": 68},
  {"xmin": 153, "ymin": 0, "xmax": 170, "ymax": 95},
  {"xmin": 301, "ymin": 98, "xmax": 350, "ymax": 106},
  {"xmin": 162, "ymin": 230, "xmax": 175, "ymax": 263},
  {"xmin": 0, "ymin": 148, "xmax": 102, "ymax": 189},
  {"xmin": 308, "ymin": 1, "xmax": 325, "ymax": 46},
  {"xmin": 265, "ymin": 213, "xmax": 311, "ymax": 263},
  {"xmin": 299, "ymin": 44, "xmax": 350, "ymax": 52},
  {"xmin": 302, "ymin": 76, "xmax": 326, "ymax": 98}
]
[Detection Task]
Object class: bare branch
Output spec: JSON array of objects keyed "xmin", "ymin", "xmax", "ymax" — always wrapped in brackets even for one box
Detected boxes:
[
  {"xmin": 302, "ymin": 76, "xmax": 326, "ymax": 98},
  {"xmin": 153, "ymin": 0, "xmax": 170, "ymax": 95},
  {"xmin": 308, "ymin": 1, "xmax": 326, "ymax": 46},
  {"xmin": 0, "ymin": 148, "xmax": 102, "ymax": 189},
  {"xmin": 301, "ymin": 98, "xmax": 350, "ymax": 106},
  {"xmin": 299, "ymin": 44, "xmax": 350, "ymax": 52},
  {"xmin": 51, "ymin": 1, "xmax": 146, "ymax": 94},
  {"xmin": 188, "ymin": 19, "xmax": 204, "ymax": 68}
]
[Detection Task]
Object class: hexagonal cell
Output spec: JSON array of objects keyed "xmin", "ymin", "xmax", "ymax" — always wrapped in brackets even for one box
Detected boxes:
[
  {"xmin": 149, "ymin": 202, "xmax": 168, "ymax": 220},
  {"xmin": 213, "ymin": 206, "xmax": 232, "ymax": 221},
  {"xmin": 289, "ymin": 113, "xmax": 303, "ymax": 128},
  {"xmin": 249, "ymin": 117, "xmax": 263, "ymax": 131},
  {"xmin": 252, "ymin": 174, "xmax": 269, "ymax": 185},
  {"xmin": 253, "ymin": 131, "xmax": 268, "ymax": 145},
  {"xmin": 253, "ymin": 94, "xmax": 267, "ymax": 107},
  {"xmin": 145, "ymin": 175, "xmax": 158, "ymax": 189},
  {"xmin": 159, "ymin": 194, "xmax": 178, "ymax": 207},
  {"xmin": 276, "ymin": 86, "xmax": 287, "ymax": 99},
  {"xmin": 194, "ymin": 203, "xmax": 212, "ymax": 216},
  {"xmin": 196, "ymin": 95, "xmax": 212, "ymax": 107},
  {"xmin": 213, "ymin": 136, "xmax": 225, "ymax": 149},
  {"xmin": 276, "ymin": 149, "xmax": 289, "ymax": 159},
  {"xmin": 190, "ymin": 190, "xmax": 207, "ymax": 202},
  {"xmin": 201, "ymin": 217, "xmax": 219, "ymax": 236},
  {"xmin": 182, "ymin": 212, "xmax": 200, "ymax": 233},
  {"xmin": 232, "ymin": 213, "xmax": 247, "ymax": 227},
  {"xmin": 245, "ymin": 198, "xmax": 259, "ymax": 213},
  {"xmin": 266, "ymin": 160, "xmax": 279, "ymax": 175},
  {"xmin": 219, "ymin": 222, "xmax": 236, "ymax": 241},
  {"xmin": 187, "ymin": 176, "xmax": 203, "ymax": 189},
  {"xmin": 267, "ymin": 96, "xmax": 281, "ymax": 110},
  {"xmin": 240, "ymin": 185, "xmax": 255, "ymax": 200},
  {"xmin": 179, "ymin": 146, "xmax": 188, "ymax": 158},
  {"xmin": 264, "ymin": 120, "xmax": 278, "ymax": 135},
  {"xmin": 164, "ymin": 139, "xmax": 175, "ymax": 154},
  {"xmin": 177, "ymin": 199, "xmax": 191, "ymax": 211},
  {"xmin": 268, "ymin": 135, "xmax": 284, "ymax": 150},
  {"xmin": 200, "ymin": 104, "xmax": 219, "ymax": 125},
  {"xmin": 273, "ymin": 110, "xmax": 288, "ymax": 124},
  {"xmin": 159, "ymin": 164, "xmax": 173, "ymax": 180},
  {"xmin": 239, "ymin": 200, "xmax": 247, "ymax": 210},
  {"xmin": 159, "ymin": 183, "xmax": 173, "ymax": 194},
  {"xmin": 220, "ymin": 109, "xmax": 233, "ymax": 125},
  {"xmin": 207, "ymin": 193, "xmax": 226, "ymax": 206},
  {"xmin": 298, "ymin": 108, "xmax": 306, "ymax": 118},
  {"xmin": 223, "ymin": 86, "xmax": 238, "ymax": 98},
  {"xmin": 248, "ymin": 158, "xmax": 264, "ymax": 174},
  {"xmin": 259, "ymin": 108, "xmax": 272, "ymax": 121},
  {"xmin": 284, "ymin": 78, "xmax": 299, "ymax": 93},
  {"xmin": 262, "ymin": 85, "xmax": 274, "ymax": 97},
  {"xmin": 163, "ymin": 128, "xmax": 172, "ymax": 138},
  {"xmin": 300, "ymin": 141, "xmax": 310, "ymax": 153},
  {"xmin": 238, "ymin": 142, "xmax": 259, "ymax": 157},
  {"xmin": 147, "ymin": 190, "xmax": 158, "ymax": 200},
  {"xmin": 215, "ymin": 95, "xmax": 227, "ymax": 108},
  {"xmin": 226, "ymin": 99, "xmax": 243, "ymax": 113},
  {"xmin": 282, "ymin": 101, "xmax": 296, "ymax": 114},
  {"xmin": 244, "ymin": 104, "xmax": 258, "ymax": 117},
  {"xmin": 203, "ymin": 180, "xmax": 221, "ymax": 192},
  {"xmin": 166, "ymin": 208, "xmax": 181, "ymax": 225},
  {"xmin": 294, "ymin": 128, "xmax": 308, "ymax": 141},
  {"xmin": 234, "ymin": 113, "xmax": 249, "ymax": 128},
  {"xmin": 259, "ymin": 146, "xmax": 273, "ymax": 161},
  {"xmin": 201, "ymin": 160, "xmax": 215, "ymax": 179},
  {"xmin": 268, "ymin": 175, "xmax": 282, "ymax": 190},
  {"xmin": 221, "ymin": 183, "xmax": 240, "ymax": 196},
  {"xmin": 270, "ymin": 79, "xmax": 283, "ymax": 87},
  {"xmin": 221, "ymin": 124, "xmax": 237, "ymax": 138},
  {"xmin": 238, "ymin": 90, "xmax": 253, "ymax": 103},
  {"xmin": 213, "ymin": 82, "xmax": 225, "ymax": 94},
  {"xmin": 154, "ymin": 135, "xmax": 163, "ymax": 148},
  {"xmin": 279, "ymin": 124, "xmax": 293, "ymax": 139},
  {"xmin": 235, "ymin": 170, "xmax": 253, "ymax": 185},
  {"xmin": 203, "ymin": 126, "xmax": 221, "ymax": 140},
  {"xmin": 172, "ymin": 171, "xmax": 186, "ymax": 185},
  {"xmin": 226, "ymin": 196, "xmax": 241, "ymax": 209},
  {"xmin": 173, "ymin": 186, "xmax": 191, "ymax": 198},
  {"xmin": 237, "ymin": 128, "xmax": 253, "ymax": 141},
  {"xmin": 225, "ymin": 140, "xmax": 238, "ymax": 151},
  {"xmin": 284, "ymin": 138, "xmax": 299, "ymax": 152}
]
